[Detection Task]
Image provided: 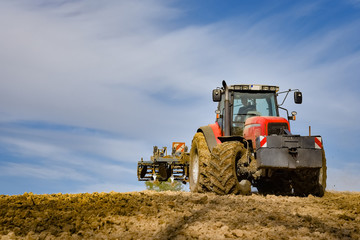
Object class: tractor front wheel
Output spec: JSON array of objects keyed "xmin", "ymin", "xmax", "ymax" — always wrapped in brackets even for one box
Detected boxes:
[
  {"xmin": 189, "ymin": 132, "xmax": 211, "ymax": 193},
  {"xmin": 208, "ymin": 141, "xmax": 250, "ymax": 195}
]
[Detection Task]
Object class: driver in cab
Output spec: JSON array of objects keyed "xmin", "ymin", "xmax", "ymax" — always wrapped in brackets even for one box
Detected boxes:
[{"xmin": 238, "ymin": 98, "xmax": 255, "ymax": 115}]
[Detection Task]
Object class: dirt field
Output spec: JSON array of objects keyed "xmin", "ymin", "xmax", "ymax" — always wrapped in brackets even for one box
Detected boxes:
[{"xmin": 0, "ymin": 191, "xmax": 359, "ymax": 240}]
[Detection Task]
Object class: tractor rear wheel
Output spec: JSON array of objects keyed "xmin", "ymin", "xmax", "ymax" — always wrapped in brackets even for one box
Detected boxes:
[
  {"xmin": 189, "ymin": 132, "xmax": 211, "ymax": 193},
  {"xmin": 292, "ymin": 169, "xmax": 319, "ymax": 196},
  {"xmin": 292, "ymin": 149, "xmax": 327, "ymax": 197},
  {"xmin": 208, "ymin": 141, "xmax": 248, "ymax": 195},
  {"xmin": 256, "ymin": 177, "xmax": 292, "ymax": 196},
  {"xmin": 317, "ymin": 149, "xmax": 327, "ymax": 196}
]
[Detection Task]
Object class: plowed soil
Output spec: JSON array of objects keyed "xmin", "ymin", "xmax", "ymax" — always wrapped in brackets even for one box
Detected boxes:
[{"xmin": 1, "ymin": 191, "xmax": 359, "ymax": 239}]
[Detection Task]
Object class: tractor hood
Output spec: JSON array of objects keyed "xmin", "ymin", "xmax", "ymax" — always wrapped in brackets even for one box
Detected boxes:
[{"xmin": 243, "ymin": 116, "xmax": 290, "ymax": 146}]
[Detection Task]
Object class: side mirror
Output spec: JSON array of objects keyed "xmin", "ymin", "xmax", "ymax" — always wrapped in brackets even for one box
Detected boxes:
[
  {"xmin": 213, "ymin": 89, "xmax": 222, "ymax": 102},
  {"xmin": 294, "ymin": 91, "xmax": 302, "ymax": 104}
]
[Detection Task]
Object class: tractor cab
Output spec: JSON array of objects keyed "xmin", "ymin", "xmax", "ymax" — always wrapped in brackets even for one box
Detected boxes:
[{"xmin": 213, "ymin": 82, "xmax": 302, "ymax": 147}]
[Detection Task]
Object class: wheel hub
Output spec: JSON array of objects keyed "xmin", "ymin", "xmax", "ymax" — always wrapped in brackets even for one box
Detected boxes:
[{"xmin": 192, "ymin": 152, "xmax": 199, "ymax": 184}]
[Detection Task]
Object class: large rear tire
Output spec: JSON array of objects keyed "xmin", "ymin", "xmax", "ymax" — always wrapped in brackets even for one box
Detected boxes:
[
  {"xmin": 292, "ymin": 169, "xmax": 319, "ymax": 196},
  {"xmin": 256, "ymin": 176, "xmax": 292, "ymax": 196},
  {"xmin": 317, "ymin": 148, "xmax": 327, "ymax": 196},
  {"xmin": 208, "ymin": 141, "xmax": 246, "ymax": 195},
  {"xmin": 292, "ymin": 149, "xmax": 327, "ymax": 197},
  {"xmin": 189, "ymin": 133, "xmax": 211, "ymax": 193}
]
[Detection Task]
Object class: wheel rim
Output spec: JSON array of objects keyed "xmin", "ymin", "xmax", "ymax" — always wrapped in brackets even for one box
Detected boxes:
[
  {"xmin": 319, "ymin": 168, "xmax": 323, "ymax": 185},
  {"xmin": 192, "ymin": 151, "xmax": 199, "ymax": 185}
]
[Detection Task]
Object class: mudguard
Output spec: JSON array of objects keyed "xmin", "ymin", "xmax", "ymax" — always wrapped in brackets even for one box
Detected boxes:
[
  {"xmin": 198, "ymin": 125, "xmax": 220, "ymax": 152},
  {"xmin": 256, "ymin": 135, "xmax": 323, "ymax": 169}
]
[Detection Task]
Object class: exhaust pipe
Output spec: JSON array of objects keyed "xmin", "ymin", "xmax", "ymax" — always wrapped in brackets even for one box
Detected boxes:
[{"xmin": 222, "ymin": 80, "xmax": 231, "ymax": 136}]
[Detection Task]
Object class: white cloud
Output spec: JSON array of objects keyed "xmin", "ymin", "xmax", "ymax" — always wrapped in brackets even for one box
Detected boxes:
[
  {"xmin": 0, "ymin": 162, "xmax": 90, "ymax": 181},
  {"xmin": 347, "ymin": 0, "xmax": 360, "ymax": 8},
  {"xmin": 0, "ymin": 124, "xmax": 142, "ymax": 191},
  {"xmin": 0, "ymin": 137, "xmax": 65, "ymax": 158},
  {"xmin": 0, "ymin": 125, "xmax": 150, "ymax": 164}
]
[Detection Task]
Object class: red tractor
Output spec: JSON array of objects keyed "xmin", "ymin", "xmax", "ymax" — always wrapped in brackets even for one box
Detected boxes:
[{"xmin": 189, "ymin": 81, "xmax": 326, "ymax": 196}]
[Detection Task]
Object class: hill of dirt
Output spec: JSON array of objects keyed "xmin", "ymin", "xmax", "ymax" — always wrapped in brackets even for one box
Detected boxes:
[{"xmin": 0, "ymin": 191, "xmax": 359, "ymax": 239}]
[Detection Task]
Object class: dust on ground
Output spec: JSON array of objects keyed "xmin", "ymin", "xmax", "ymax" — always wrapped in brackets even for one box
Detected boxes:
[{"xmin": 0, "ymin": 191, "xmax": 359, "ymax": 239}]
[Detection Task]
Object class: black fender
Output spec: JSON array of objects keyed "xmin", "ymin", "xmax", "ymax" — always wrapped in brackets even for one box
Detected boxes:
[{"xmin": 197, "ymin": 126, "xmax": 218, "ymax": 152}]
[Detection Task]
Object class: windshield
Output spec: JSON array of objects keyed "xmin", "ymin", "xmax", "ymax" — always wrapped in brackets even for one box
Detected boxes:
[{"xmin": 232, "ymin": 92, "xmax": 277, "ymax": 135}]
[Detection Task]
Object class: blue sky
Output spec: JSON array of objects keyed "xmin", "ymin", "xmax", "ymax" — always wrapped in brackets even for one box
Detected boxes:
[{"xmin": 1, "ymin": 0, "xmax": 360, "ymax": 195}]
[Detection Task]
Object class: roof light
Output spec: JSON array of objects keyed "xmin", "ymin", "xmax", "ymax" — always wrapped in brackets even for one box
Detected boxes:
[{"xmin": 250, "ymin": 85, "xmax": 262, "ymax": 90}]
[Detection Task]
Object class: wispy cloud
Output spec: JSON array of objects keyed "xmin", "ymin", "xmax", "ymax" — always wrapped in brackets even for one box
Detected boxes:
[
  {"xmin": 0, "ymin": 162, "xmax": 90, "ymax": 181},
  {"xmin": 347, "ymin": 0, "xmax": 360, "ymax": 8},
  {"xmin": 0, "ymin": 123, "xmax": 139, "ymax": 193},
  {"xmin": 0, "ymin": 123, "xmax": 149, "ymax": 163}
]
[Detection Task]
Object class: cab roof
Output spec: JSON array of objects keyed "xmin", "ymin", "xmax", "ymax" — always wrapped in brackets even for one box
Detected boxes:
[{"xmin": 229, "ymin": 84, "xmax": 279, "ymax": 92}]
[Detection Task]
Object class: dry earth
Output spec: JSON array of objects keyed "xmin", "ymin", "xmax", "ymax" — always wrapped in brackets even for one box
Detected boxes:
[{"xmin": 0, "ymin": 191, "xmax": 359, "ymax": 239}]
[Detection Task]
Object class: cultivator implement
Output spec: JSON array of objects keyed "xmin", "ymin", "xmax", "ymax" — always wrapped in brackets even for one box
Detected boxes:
[{"xmin": 137, "ymin": 143, "xmax": 189, "ymax": 183}]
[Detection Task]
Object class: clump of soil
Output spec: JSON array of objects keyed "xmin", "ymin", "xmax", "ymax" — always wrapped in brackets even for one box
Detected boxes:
[{"xmin": 0, "ymin": 191, "xmax": 359, "ymax": 239}]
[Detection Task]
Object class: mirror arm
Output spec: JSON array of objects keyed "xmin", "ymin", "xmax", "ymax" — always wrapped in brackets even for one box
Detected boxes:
[
  {"xmin": 279, "ymin": 90, "xmax": 290, "ymax": 106},
  {"xmin": 277, "ymin": 88, "xmax": 300, "ymax": 106}
]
